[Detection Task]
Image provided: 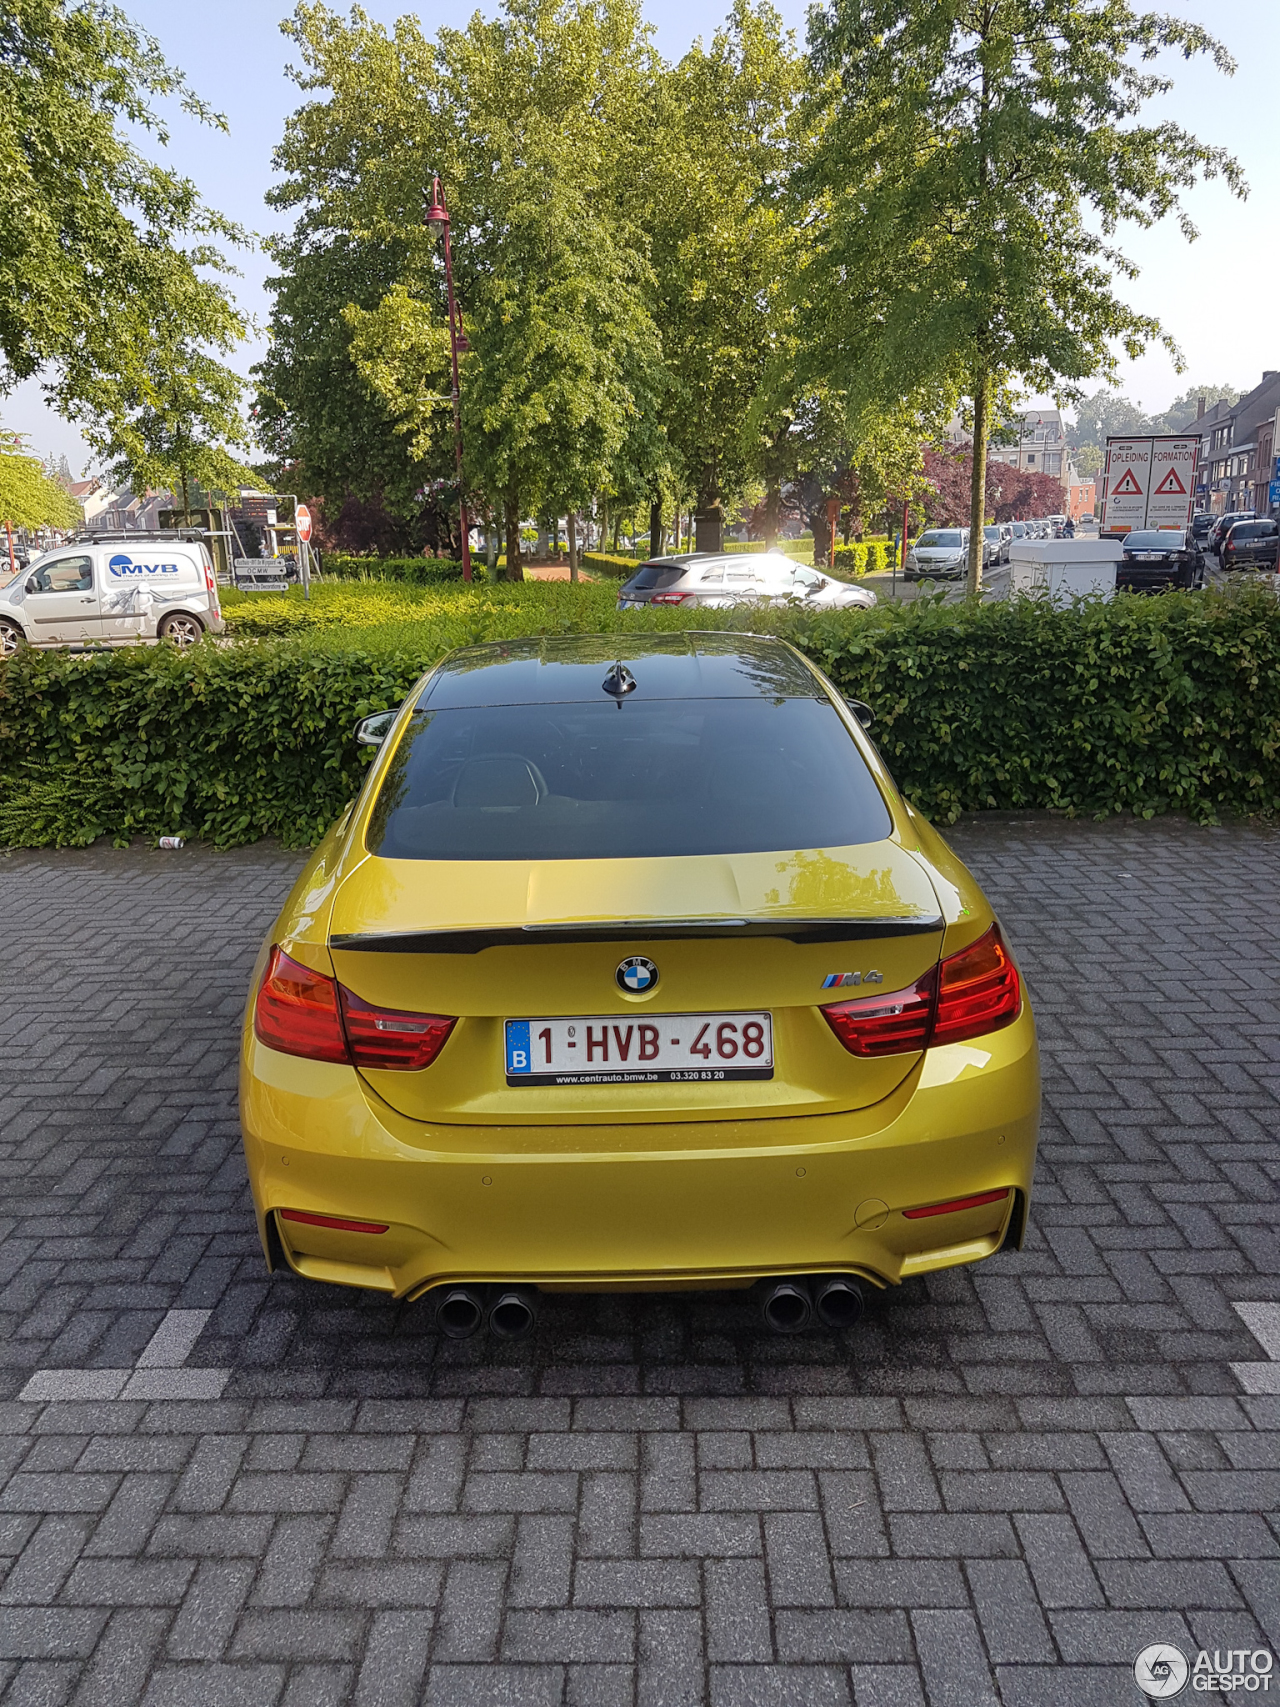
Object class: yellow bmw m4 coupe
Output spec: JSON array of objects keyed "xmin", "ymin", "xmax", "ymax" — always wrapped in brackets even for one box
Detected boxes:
[{"xmin": 240, "ymin": 633, "xmax": 1039, "ymax": 1337}]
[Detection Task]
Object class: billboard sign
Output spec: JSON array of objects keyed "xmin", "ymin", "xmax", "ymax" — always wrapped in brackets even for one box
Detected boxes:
[
  {"xmin": 1145, "ymin": 439, "xmax": 1199, "ymax": 528},
  {"xmin": 1101, "ymin": 436, "xmax": 1198, "ymax": 534},
  {"xmin": 1101, "ymin": 440, "xmax": 1151, "ymax": 534}
]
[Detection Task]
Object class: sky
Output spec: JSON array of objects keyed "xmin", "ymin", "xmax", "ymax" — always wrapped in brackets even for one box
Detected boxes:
[{"xmin": 9, "ymin": 0, "xmax": 1277, "ymax": 475}]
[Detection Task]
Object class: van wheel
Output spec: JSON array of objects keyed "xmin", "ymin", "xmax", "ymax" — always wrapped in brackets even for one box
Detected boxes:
[
  {"xmin": 0, "ymin": 620, "xmax": 25, "ymax": 659},
  {"xmin": 158, "ymin": 612, "xmax": 204, "ymax": 648}
]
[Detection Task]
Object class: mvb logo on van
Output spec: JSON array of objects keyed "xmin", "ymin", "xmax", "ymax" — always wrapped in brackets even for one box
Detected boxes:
[{"xmin": 107, "ymin": 554, "xmax": 179, "ymax": 577}]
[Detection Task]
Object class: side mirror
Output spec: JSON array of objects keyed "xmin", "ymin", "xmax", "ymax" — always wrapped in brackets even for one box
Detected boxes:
[
  {"xmin": 355, "ymin": 709, "xmax": 398, "ymax": 746},
  {"xmin": 844, "ymin": 698, "xmax": 875, "ymax": 728}
]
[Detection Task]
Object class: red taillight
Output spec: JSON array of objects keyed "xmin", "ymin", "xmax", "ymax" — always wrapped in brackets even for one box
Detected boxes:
[
  {"xmin": 254, "ymin": 946, "xmax": 456, "ymax": 1071},
  {"xmin": 819, "ymin": 974, "xmax": 936, "ymax": 1057},
  {"xmin": 280, "ymin": 1208, "xmax": 389, "ymax": 1234},
  {"xmin": 903, "ymin": 1188, "xmax": 1009, "ymax": 1220},
  {"xmin": 339, "ymin": 988, "xmax": 456, "ymax": 1071},
  {"xmin": 255, "ymin": 947, "xmax": 349, "ymax": 1063},
  {"xmin": 932, "ymin": 924, "xmax": 1022, "ymax": 1046},
  {"xmin": 820, "ymin": 924, "xmax": 1021, "ymax": 1057},
  {"xmin": 651, "ymin": 591, "xmax": 691, "ymax": 604}
]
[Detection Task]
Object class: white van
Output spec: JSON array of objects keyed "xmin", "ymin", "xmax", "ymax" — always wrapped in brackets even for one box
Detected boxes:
[{"xmin": 0, "ymin": 535, "xmax": 224, "ymax": 657}]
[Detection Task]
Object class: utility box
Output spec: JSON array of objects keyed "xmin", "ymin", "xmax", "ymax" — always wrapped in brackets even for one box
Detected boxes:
[{"xmin": 1007, "ymin": 538, "xmax": 1122, "ymax": 603}]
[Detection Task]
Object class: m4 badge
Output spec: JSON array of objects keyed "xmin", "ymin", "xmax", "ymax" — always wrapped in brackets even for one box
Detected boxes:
[{"xmin": 821, "ymin": 971, "xmax": 885, "ymax": 989}]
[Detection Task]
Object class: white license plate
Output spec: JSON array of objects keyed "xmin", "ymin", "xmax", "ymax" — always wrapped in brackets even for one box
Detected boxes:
[{"xmin": 505, "ymin": 1011, "xmax": 773, "ymax": 1085}]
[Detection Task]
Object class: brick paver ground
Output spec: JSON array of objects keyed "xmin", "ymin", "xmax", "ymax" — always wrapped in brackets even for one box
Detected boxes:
[{"xmin": 0, "ymin": 816, "xmax": 1277, "ymax": 1706}]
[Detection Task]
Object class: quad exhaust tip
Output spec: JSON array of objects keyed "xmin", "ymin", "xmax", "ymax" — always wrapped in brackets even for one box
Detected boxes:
[
  {"xmin": 488, "ymin": 1289, "xmax": 538, "ymax": 1340},
  {"xmin": 761, "ymin": 1275, "xmax": 865, "ymax": 1333},
  {"xmin": 433, "ymin": 1285, "xmax": 539, "ymax": 1340},
  {"xmin": 814, "ymin": 1276, "xmax": 865, "ymax": 1331},
  {"xmin": 436, "ymin": 1286, "xmax": 485, "ymax": 1339},
  {"xmin": 761, "ymin": 1279, "xmax": 813, "ymax": 1333}
]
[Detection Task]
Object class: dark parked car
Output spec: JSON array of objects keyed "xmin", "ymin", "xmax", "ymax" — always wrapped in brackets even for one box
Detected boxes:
[
  {"xmin": 1189, "ymin": 513, "xmax": 1213, "ymax": 550},
  {"xmin": 1207, "ymin": 511, "xmax": 1254, "ymax": 554},
  {"xmin": 1220, "ymin": 518, "xmax": 1280, "ymax": 572},
  {"xmin": 1116, "ymin": 529, "xmax": 1204, "ymax": 593}
]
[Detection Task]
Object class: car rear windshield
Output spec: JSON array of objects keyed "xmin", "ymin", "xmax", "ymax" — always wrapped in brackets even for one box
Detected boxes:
[
  {"xmin": 368, "ymin": 698, "xmax": 892, "ymax": 861},
  {"xmin": 917, "ymin": 531, "xmax": 963, "ymax": 548},
  {"xmin": 624, "ymin": 564, "xmax": 686, "ymax": 592},
  {"xmin": 1124, "ymin": 531, "xmax": 1183, "ymax": 549}
]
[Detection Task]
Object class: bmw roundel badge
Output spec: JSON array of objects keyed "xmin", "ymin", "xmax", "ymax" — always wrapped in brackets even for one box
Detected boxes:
[{"xmin": 616, "ymin": 955, "xmax": 658, "ymax": 994}]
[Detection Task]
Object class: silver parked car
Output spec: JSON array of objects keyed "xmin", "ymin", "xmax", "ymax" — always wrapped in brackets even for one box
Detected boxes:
[
  {"xmin": 0, "ymin": 533, "xmax": 224, "ymax": 657},
  {"xmin": 903, "ymin": 528, "xmax": 969, "ymax": 581},
  {"xmin": 617, "ymin": 553, "xmax": 876, "ymax": 612}
]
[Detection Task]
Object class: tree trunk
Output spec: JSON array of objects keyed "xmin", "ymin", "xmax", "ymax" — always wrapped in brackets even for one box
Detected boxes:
[
  {"xmin": 649, "ymin": 499, "xmax": 662, "ymax": 559},
  {"xmin": 693, "ymin": 460, "xmax": 723, "ymax": 553},
  {"xmin": 568, "ymin": 511, "xmax": 579, "ymax": 582},
  {"xmin": 694, "ymin": 502, "xmax": 723, "ymax": 554},
  {"xmin": 967, "ymin": 370, "xmax": 988, "ymax": 597},
  {"xmin": 762, "ymin": 477, "xmax": 780, "ymax": 550},
  {"xmin": 810, "ymin": 502, "xmax": 832, "ymax": 569},
  {"xmin": 504, "ymin": 495, "xmax": 524, "ymax": 581}
]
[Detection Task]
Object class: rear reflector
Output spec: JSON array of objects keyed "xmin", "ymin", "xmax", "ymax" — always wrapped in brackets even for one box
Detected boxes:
[
  {"xmin": 903, "ymin": 1188, "xmax": 1009, "ymax": 1220},
  {"xmin": 279, "ymin": 1208, "xmax": 389, "ymax": 1234},
  {"xmin": 820, "ymin": 924, "xmax": 1021, "ymax": 1057},
  {"xmin": 254, "ymin": 945, "xmax": 456, "ymax": 1070}
]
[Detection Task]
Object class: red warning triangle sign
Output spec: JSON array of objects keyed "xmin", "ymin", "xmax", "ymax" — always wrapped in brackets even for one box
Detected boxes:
[
  {"xmin": 1112, "ymin": 468, "xmax": 1144, "ymax": 496},
  {"xmin": 1153, "ymin": 466, "xmax": 1186, "ymax": 496}
]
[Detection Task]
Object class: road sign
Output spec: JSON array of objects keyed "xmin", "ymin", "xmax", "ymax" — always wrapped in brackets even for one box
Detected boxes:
[
  {"xmin": 233, "ymin": 557, "xmax": 295, "ymax": 592},
  {"xmin": 1101, "ymin": 436, "xmax": 1197, "ymax": 534},
  {"xmin": 1101, "ymin": 440, "xmax": 1151, "ymax": 533},
  {"xmin": 1146, "ymin": 439, "xmax": 1198, "ymax": 528},
  {"xmin": 295, "ymin": 504, "xmax": 313, "ymax": 544}
]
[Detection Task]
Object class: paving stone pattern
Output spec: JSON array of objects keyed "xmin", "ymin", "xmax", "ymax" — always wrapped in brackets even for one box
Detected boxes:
[{"xmin": 0, "ymin": 818, "xmax": 1277, "ymax": 1707}]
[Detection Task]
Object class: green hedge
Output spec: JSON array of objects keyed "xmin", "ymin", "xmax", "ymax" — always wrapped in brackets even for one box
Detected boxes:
[
  {"xmin": 321, "ymin": 554, "xmax": 465, "ymax": 585},
  {"xmin": 832, "ymin": 542, "xmax": 897, "ymax": 576},
  {"xmin": 580, "ymin": 552, "xmax": 638, "ymax": 579},
  {"xmin": 2, "ymin": 584, "xmax": 1279, "ymax": 848}
]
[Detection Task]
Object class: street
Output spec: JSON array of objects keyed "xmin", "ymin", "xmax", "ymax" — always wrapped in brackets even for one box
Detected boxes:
[{"xmin": 0, "ymin": 815, "xmax": 1276, "ymax": 1705}]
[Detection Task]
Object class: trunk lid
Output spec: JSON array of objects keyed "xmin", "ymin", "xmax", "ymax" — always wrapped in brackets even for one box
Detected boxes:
[{"xmin": 327, "ymin": 843, "xmax": 943, "ymax": 1126}]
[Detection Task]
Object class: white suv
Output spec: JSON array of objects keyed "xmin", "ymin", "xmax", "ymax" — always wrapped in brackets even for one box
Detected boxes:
[
  {"xmin": 0, "ymin": 535, "xmax": 224, "ymax": 657},
  {"xmin": 617, "ymin": 552, "xmax": 876, "ymax": 611}
]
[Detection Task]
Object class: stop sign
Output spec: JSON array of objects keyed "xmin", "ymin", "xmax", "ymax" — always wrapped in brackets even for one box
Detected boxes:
[{"xmin": 295, "ymin": 503, "xmax": 313, "ymax": 544}]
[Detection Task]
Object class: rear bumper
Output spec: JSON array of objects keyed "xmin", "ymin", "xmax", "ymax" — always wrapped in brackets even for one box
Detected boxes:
[{"xmin": 240, "ymin": 1009, "xmax": 1040, "ymax": 1299}]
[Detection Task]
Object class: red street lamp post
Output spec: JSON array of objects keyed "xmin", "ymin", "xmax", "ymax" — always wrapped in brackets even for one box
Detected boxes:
[{"xmin": 425, "ymin": 174, "xmax": 473, "ymax": 583}]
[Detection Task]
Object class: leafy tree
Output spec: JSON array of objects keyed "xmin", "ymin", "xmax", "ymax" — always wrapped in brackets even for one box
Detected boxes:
[
  {"xmin": 0, "ymin": 0, "xmax": 251, "ymax": 482},
  {"xmin": 253, "ymin": 233, "xmax": 440, "ymax": 544},
  {"xmin": 796, "ymin": 0, "xmax": 1244, "ymax": 593},
  {"xmin": 271, "ymin": 0, "xmax": 665, "ymax": 578},
  {"xmin": 919, "ymin": 448, "xmax": 1066, "ymax": 528},
  {"xmin": 644, "ymin": 0, "xmax": 806, "ymax": 551},
  {"xmin": 0, "ymin": 433, "xmax": 82, "ymax": 529},
  {"xmin": 1152, "ymin": 382, "xmax": 1241, "ymax": 434},
  {"xmin": 1073, "ymin": 441, "xmax": 1103, "ymax": 480},
  {"xmin": 65, "ymin": 262, "xmax": 257, "ymax": 516}
]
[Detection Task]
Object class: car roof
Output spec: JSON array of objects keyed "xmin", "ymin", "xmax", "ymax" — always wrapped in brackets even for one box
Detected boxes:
[{"xmin": 419, "ymin": 632, "xmax": 828, "ymax": 708}]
